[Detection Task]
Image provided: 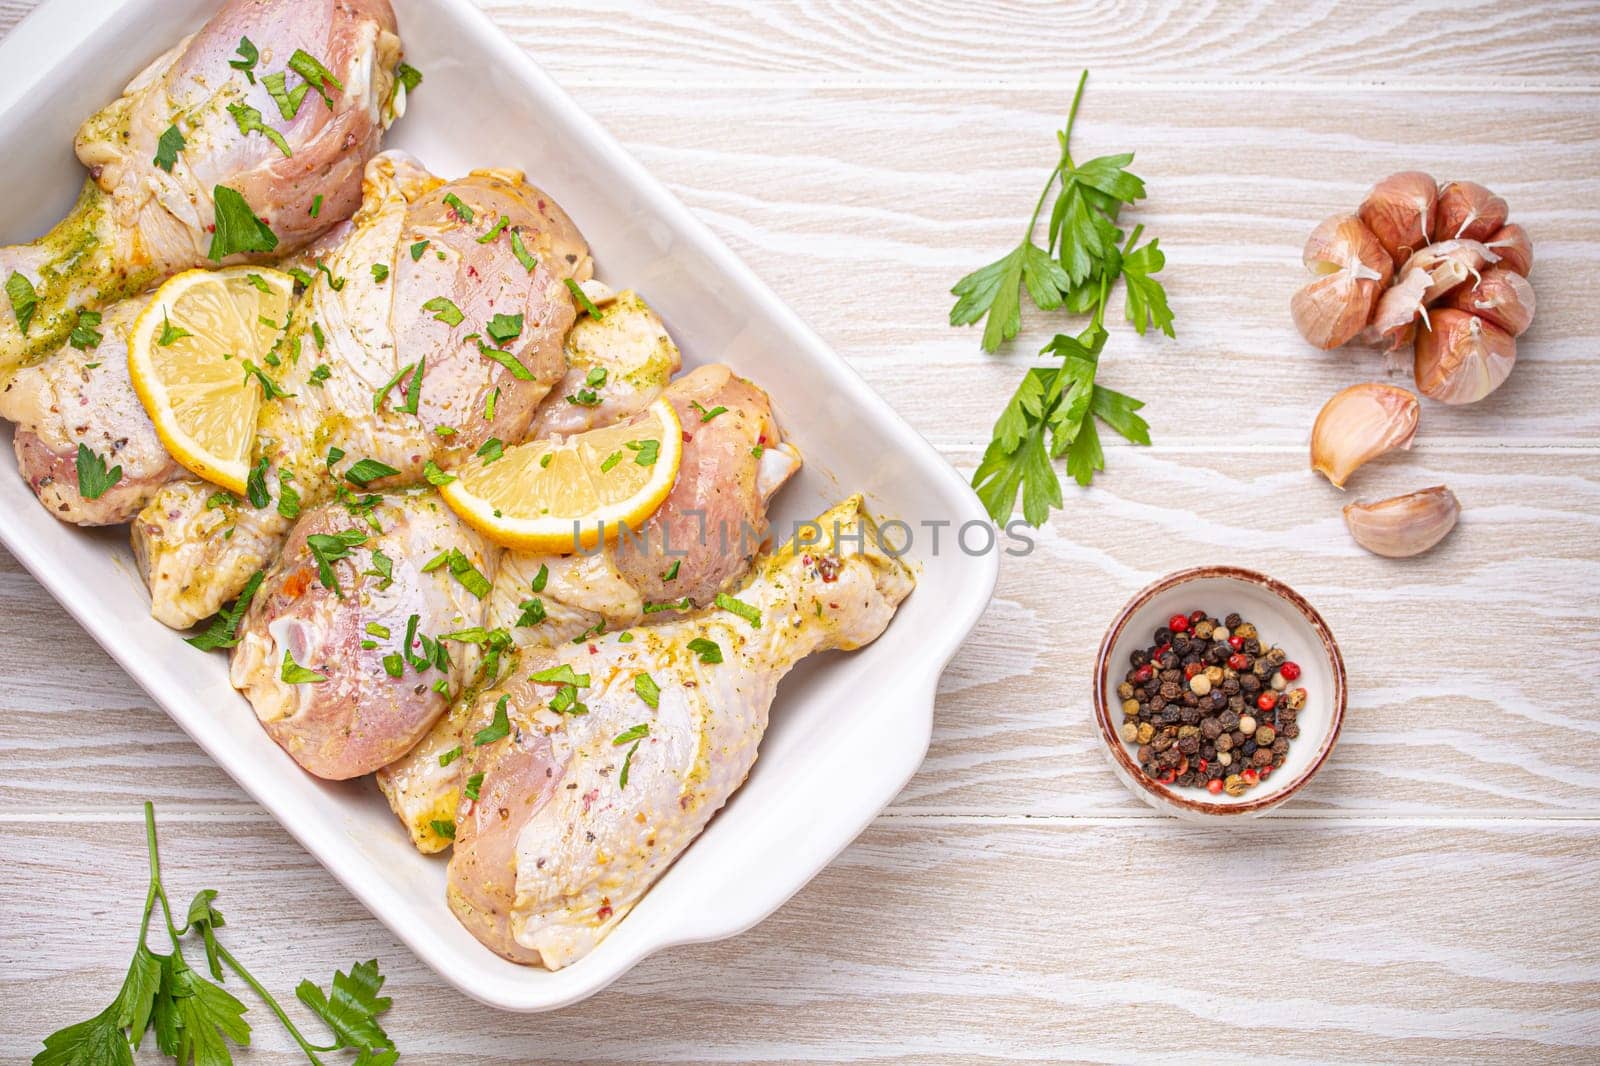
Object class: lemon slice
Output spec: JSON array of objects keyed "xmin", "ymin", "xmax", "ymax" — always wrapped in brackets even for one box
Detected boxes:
[
  {"xmin": 440, "ymin": 398, "xmax": 682, "ymax": 551},
  {"xmin": 128, "ymin": 267, "xmax": 295, "ymax": 493}
]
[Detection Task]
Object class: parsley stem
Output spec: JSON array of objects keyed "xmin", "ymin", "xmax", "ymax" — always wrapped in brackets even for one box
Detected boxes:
[
  {"xmin": 139, "ymin": 801, "xmax": 162, "ymax": 944},
  {"xmin": 215, "ymin": 942, "xmax": 333, "ymax": 1064},
  {"xmin": 1023, "ymin": 69, "xmax": 1091, "ymax": 241}
]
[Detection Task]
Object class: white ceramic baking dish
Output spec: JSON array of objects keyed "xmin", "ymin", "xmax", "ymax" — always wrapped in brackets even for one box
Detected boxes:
[{"xmin": 0, "ymin": 0, "xmax": 997, "ymax": 1010}]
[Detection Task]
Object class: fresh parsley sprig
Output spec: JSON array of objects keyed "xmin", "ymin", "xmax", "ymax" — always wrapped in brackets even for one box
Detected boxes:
[
  {"xmin": 33, "ymin": 803, "xmax": 397, "ymax": 1066},
  {"xmin": 950, "ymin": 71, "xmax": 1171, "ymax": 526}
]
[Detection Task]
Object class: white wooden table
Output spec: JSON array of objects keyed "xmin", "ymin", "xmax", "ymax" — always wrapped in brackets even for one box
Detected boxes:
[{"xmin": 3, "ymin": 1, "xmax": 1598, "ymax": 1061}]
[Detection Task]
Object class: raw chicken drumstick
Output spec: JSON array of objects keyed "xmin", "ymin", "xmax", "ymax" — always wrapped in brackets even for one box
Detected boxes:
[
  {"xmin": 0, "ymin": 0, "xmax": 403, "ymax": 380},
  {"xmin": 447, "ymin": 496, "xmax": 914, "ymax": 969}
]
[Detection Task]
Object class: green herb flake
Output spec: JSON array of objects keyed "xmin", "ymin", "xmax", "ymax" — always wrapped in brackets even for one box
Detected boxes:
[
  {"xmin": 276, "ymin": 469, "xmax": 301, "ymax": 519},
  {"xmin": 372, "ymin": 262, "xmax": 390, "ymax": 283},
  {"xmin": 185, "ymin": 570, "xmax": 265, "ymax": 651},
  {"xmin": 633, "ymin": 674, "xmax": 660, "ymax": 709},
  {"xmin": 599, "ymin": 450, "xmax": 622, "ymax": 473},
  {"xmin": 422, "ymin": 459, "xmax": 457, "ymax": 486},
  {"xmin": 280, "ymin": 648, "xmax": 328, "ymax": 684},
  {"xmin": 687, "ymin": 637, "xmax": 723, "ymax": 664},
  {"xmin": 509, "ymin": 228, "xmax": 538, "ymax": 272},
  {"xmin": 438, "ymin": 745, "xmax": 462, "ymax": 767},
  {"xmin": 531, "ymin": 564, "xmax": 549, "ymax": 593},
  {"xmin": 345, "ymin": 458, "xmax": 401, "ymax": 487},
  {"xmin": 430, "ymin": 818, "xmax": 456, "ymax": 840},
  {"xmin": 476, "ymin": 341, "xmax": 535, "ymax": 381},
  {"xmin": 565, "ymin": 277, "xmax": 604, "ymax": 319},
  {"xmin": 442, "ymin": 192, "xmax": 474, "ymax": 223},
  {"xmin": 477, "ymin": 215, "xmax": 509, "ymax": 244},
  {"xmin": 715, "ymin": 592, "xmax": 762, "ymax": 628},
  {"xmin": 74, "ymin": 444, "xmax": 122, "ymax": 501},
  {"xmin": 245, "ymin": 456, "xmax": 271, "ymax": 509},
  {"xmin": 618, "ymin": 738, "xmax": 642, "ymax": 789},
  {"xmin": 208, "ymin": 185, "xmax": 279, "ymax": 261},
  {"xmin": 422, "ymin": 296, "xmax": 464, "ymax": 327},
  {"xmin": 476, "ymin": 438, "xmax": 504, "ymax": 465},
  {"xmin": 410, "ymin": 240, "xmax": 430, "ymax": 261},
  {"xmin": 67, "ymin": 309, "xmax": 103, "ymax": 350},
  {"xmin": 473, "ymin": 694, "xmax": 511, "ymax": 746},
  {"xmin": 5, "ymin": 272, "xmax": 36, "ymax": 334},
  {"xmin": 463, "ymin": 772, "xmax": 484, "ymax": 802},
  {"xmin": 229, "ymin": 36, "xmax": 259, "ymax": 82},
  {"xmin": 309, "ymin": 194, "xmax": 323, "ymax": 218},
  {"xmin": 154, "ymin": 124, "xmax": 185, "ymax": 172},
  {"xmin": 691, "ymin": 401, "xmax": 727, "ymax": 423},
  {"xmin": 226, "ymin": 101, "xmax": 291, "ymax": 157},
  {"xmin": 447, "ymin": 549, "xmax": 491, "ymax": 599},
  {"xmin": 662, "ymin": 560, "xmax": 681, "ymax": 582},
  {"xmin": 288, "ymin": 48, "xmax": 345, "ymax": 106},
  {"xmin": 485, "ymin": 312, "xmax": 523, "ymax": 345},
  {"xmin": 263, "ymin": 70, "xmax": 310, "ymax": 120},
  {"xmin": 396, "ymin": 62, "xmax": 423, "ymax": 93},
  {"xmin": 626, "ymin": 439, "xmax": 660, "ymax": 466}
]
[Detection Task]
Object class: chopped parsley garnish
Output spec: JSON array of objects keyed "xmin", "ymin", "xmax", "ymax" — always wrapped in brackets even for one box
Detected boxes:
[
  {"xmin": 401, "ymin": 357, "xmax": 426, "ymax": 415},
  {"xmin": 422, "ymin": 460, "xmax": 456, "ymax": 486},
  {"xmin": 509, "ymin": 228, "xmax": 537, "ymax": 272},
  {"xmin": 410, "ymin": 240, "xmax": 430, "ymax": 261},
  {"xmin": 372, "ymin": 362, "xmax": 416, "ymax": 412},
  {"xmin": 715, "ymin": 592, "xmax": 762, "ymax": 627},
  {"xmin": 67, "ymin": 309, "xmax": 103, "ymax": 350},
  {"xmin": 687, "ymin": 637, "xmax": 723, "ymax": 664},
  {"xmin": 288, "ymin": 49, "xmax": 344, "ymax": 106},
  {"xmin": 477, "ymin": 215, "xmax": 509, "ymax": 244},
  {"xmin": 382, "ymin": 653, "xmax": 404, "ymax": 678},
  {"xmin": 617, "ymin": 632, "xmax": 634, "ymax": 643},
  {"xmin": 363, "ymin": 549, "xmax": 394, "ymax": 589},
  {"xmin": 476, "ymin": 438, "xmax": 504, "ymax": 464},
  {"xmin": 325, "ymin": 445, "xmax": 345, "ymax": 470},
  {"xmin": 485, "ymin": 312, "xmax": 523, "ymax": 345},
  {"xmin": 633, "ymin": 674, "xmax": 660, "ymax": 709},
  {"xmin": 642, "ymin": 597, "xmax": 690, "ymax": 615},
  {"xmin": 751, "ymin": 444, "xmax": 765, "ymax": 459},
  {"xmin": 305, "ymin": 529, "xmax": 366, "ymax": 596},
  {"xmin": 280, "ymin": 649, "xmax": 327, "ymax": 684},
  {"xmin": 691, "ymin": 401, "xmax": 728, "ymax": 423},
  {"xmin": 5, "ymin": 272, "xmax": 36, "ymax": 334},
  {"xmin": 242, "ymin": 359, "xmax": 291, "ymax": 400},
  {"xmin": 614, "ymin": 723, "xmax": 650, "ymax": 745},
  {"xmin": 430, "ymin": 818, "xmax": 456, "ymax": 840},
  {"xmin": 626, "ymin": 439, "xmax": 660, "ymax": 466},
  {"xmin": 662, "ymin": 560, "xmax": 681, "ymax": 582},
  {"xmin": 366, "ymin": 623, "xmax": 391, "ymax": 639},
  {"xmin": 473, "ymin": 695, "xmax": 511, "ymax": 746},
  {"xmin": 438, "ymin": 745, "xmax": 462, "ymax": 768},
  {"xmin": 184, "ymin": 570, "xmax": 265, "ymax": 651},
  {"xmin": 463, "ymin": 772, "xmax": 484, "ymax": 802},
  {"xmin": 245, "ymin": 273, "xmax": 270, "ymax": 293},
  {"xmin": 309, "ymin": 194, "xmax": 323, "ymax": 218},
  {"xmin": 345, "ymin": 458, "xmax": 401, "ymax": 487},
  {"xmin": 599, "ymin": 451, "xmax": 622, "ymax": 473},
  {"xmin": 476, "ymin": 341, "xmax": 535, "ymax": 381},
  {"xmin": 209, "ymin": 185, "xmax": 278, "ymax": 260},
  {"xmin": 276, "ymin": 470, "xmax": 301, "ymax": 519},
  {"xmin": 371, "ymin": 263, "xmax": 389, "ymax": 283},
  {"xmin": 442, "ymin": 192, "xmax": 474, "ymax": 222},
  {"xmin": 287, "ymin": 266, "xmax": 315, "ymax": 289},
  {"xmin": 565, "ymin": 277, "xmax": 604, "ymax": 319},
  {"xmin": 315, "ymin": 260, "xmax": 345, "ymax": 291},
  {"xmin": 484, "ymin": 386, "xmax": 499, "ymax": 422},
  {"xmin": 446, "ymin": 549, "xmax": 491, "ymax": 598},
  {"xmin": 229, "ymin": 36, "xmax": 259, "ymax": 82},
  {"xmin": 311, "ymin": 320, "xmax": 326, "ymax": 350},
  {"xmin": 531, "ymin": 564, "xmax": 549, "ymax": 592},
  {"xmin": 205, "ymin": 491, "xmax": 236, "ymax": 510},
  {"xmin": 530, "ymin": 664, "xmax": 589, "ymax": 687},
  {"xmin": 515, "ymin": 598, "xmax": 546, "ymax": 627},
  {"xmin": 75, "ymin": 444, "xmax": 121, "ymax": 500},
  {"xmin": 422, "ymin": 296, "xmax": 463, "ymax": 326},
  {"xmin": 153, "ymin": 124, "xmax": 185, "ymax": 172},
  {"xmin": 245, "ymin": 456, "xmax": 271, "ymax": 508},
  {"xmin": 396, "ymin": 62, "xmax": 423, "ymax": 94},
  {"xmin": 263, "ymin": 70, "xmax": 309, "ymax": 120},
  {"xmin": 309, "ymin": 363, "xmax": 332, "ymax": 386},
  {"xmin": 226, "ymin": 101, "xmax": 290, "ymax": 157}
]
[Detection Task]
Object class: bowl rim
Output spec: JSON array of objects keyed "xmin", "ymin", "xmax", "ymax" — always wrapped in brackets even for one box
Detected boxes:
[{"xmin": 1092, "ymin": 565, "xmax": 1348, "ymax": 817}]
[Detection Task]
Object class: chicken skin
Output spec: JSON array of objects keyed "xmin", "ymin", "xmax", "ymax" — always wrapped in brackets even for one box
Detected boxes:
[
  {"xmin": 447, "ymin": 496, "xmax": 913, "ymax": 968},
  {"xmin": 0, "ymin": 0, "xmax": 403, "ymax": 380},
  {"xmin": 230, "ymin": 489, "xmax": 495, "ymax": 779},
  {"xmin": 0, "ymin": 299, "xmax": 184, "ymax": 525}
]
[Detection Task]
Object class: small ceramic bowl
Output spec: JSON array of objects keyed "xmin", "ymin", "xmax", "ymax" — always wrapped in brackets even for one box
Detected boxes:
[{"xmin": 1093, "ymin": 566, "xmax": 1347, "ymax": 820}]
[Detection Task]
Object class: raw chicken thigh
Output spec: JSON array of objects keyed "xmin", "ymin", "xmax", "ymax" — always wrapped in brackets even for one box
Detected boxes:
[
  {"xmin": 0, "ymin": 0, "xmax": 403, "ymax": 379},
  {"xmin": 488, "ymin": 364, "xmax": 803, "ymax": 643},
  {"xmin": 0, "ymin": 299, "xmax": 183, "ymax": 524},
  {"xmin": 230, "ymin": 489, "xmax": 495, "ymax": 779},
  {"xmin": 447, "ymin": 496, "xmax": 913, "ymax": 968},
  {"xmin": 134, "ymin": 151, "xmax": 590, "ymax": 629},
  {"xmin": 528, "ymin": 288, "xmax": 681, "ymax": 438}
]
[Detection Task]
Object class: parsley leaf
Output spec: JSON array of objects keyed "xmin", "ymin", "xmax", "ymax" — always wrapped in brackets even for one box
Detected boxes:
[
  {"xmin": 68, "ymin": 309, "xmax": 103, "ymax": 350},
  {"xmin": 226, "ymin": 101, "xmax": 291, "ymax": 157},
  {"xmin": 396, "ymin": 62, "xmax": 423, "ymax": 93},
  {"xmin": 477, "ymin": 341, "xmax": 535, "ymax": 381},
  {"xmin": 263, "ymin": 70, "xmax": 310, "ymax": 121},
  {"xmin": 687, "ymin": 637, "xmax": 723, "ymax": 664},
  {"xmin": 75, "ymin": 443, "xmax": 122, "ymax": 500},
  {"xmin": 208, "ymin": 185, "xmax": 278, "ymax": 261},
  {"xmin": 5, "ymin": 271, "xmax": 37, "ymax": 334},
  {"xmin": 281, "ymin": 648, "xmax": 328, "ymax": 684},
  {"xmin": 306, "ymin": 529, "xmax": 366, "ymax": 595},
  {"xmin": 345, "ymin": 458, "xmax": 400, "ymax": 487},
  {"xmin": 565, "ymin": 277, "xmax": 604, "ymax": 319},
  {"xmin": 153, "ymin": 124, "xmax": 185, "ymax": 172},
  {"xmin": 714, "ymin": 592, "xmax": 761, "ymax": 628},
  {"xmin": 486, "ymin": 312, "xmax": 523, "ymax": 344},
  {"xmin": 950, "ymin": 241, "xmax": 1070, "ymax": 353},
  {"xmin": 288, "ymin": 49, "xmax": 345, "ymax": 106},
  {"xmin": 1120, "ymin": 234, "xmax": 1174, "ymax": 337},
  {"xmin": 184, "ymin": 570, "xmax": 265, "ymax": 651},
  {"xmin": 422, "ymin": 296, "xmax": 463, "ymax": 326},
  {"xmin": 228, "ymin": 36, "xmax": 259, "ymax": 82},
  {"xmin": 633, "ymin": 674, "xmax": 660, "ymax": 709},
  {"xmin": 294, "ymin": 959, "xmax": 393, "ymax": 1054},
  {"xmin": 509, "ymin": 229, "xmax": 537, "ymax": 272},
  {"xmin": 473, "ymin": 694, "xmax": 511, "ymax": 745}
]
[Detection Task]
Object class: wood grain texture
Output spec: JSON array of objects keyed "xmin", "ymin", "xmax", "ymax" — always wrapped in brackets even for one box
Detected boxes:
[{"xmin": 1, "ymin": 1, "xmax": 1597, "ymax": 1062}]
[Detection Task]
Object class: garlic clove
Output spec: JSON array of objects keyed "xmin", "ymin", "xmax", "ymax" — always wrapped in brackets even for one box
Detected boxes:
[
  {"xmin": 1358, "ymin": 265, "xmax": 1432, "ymax": 353},
  {"xmin": 1310, "ymin": 383, "xmax": 1420, "ymax": 488},
  {"xmin": 1484, "ymin": 223, "xmax": 1533, "ymax": 277},
  {"xmin": 1358, "ymin": 170, "xmax": 1438, "ymax": 267},
  {"xmin": 1443, "ymin": 265, "xmax": 1535, "ymax": 337},
  {"xmin": 1343, "ymin": 485, "xmax": 1461, "ymax": 558},
  {"xmin": 1302, "ymin": 213, "xmax": 1395, "ymax": 287},
  {"xmin": 1293, "ymin": 215, "xmax": 1391, "ymax": 350},
  {"xmin": 1414, "ymin": 308, "xmax": 1517, "ymax": 404},
  {"xmin": 1436, "ymin": 181, "xmax": 1508, "ymax": 243},
  {"xmin": 1400, "ymin": 239, "xmax": 1500, "ymax": 304}
]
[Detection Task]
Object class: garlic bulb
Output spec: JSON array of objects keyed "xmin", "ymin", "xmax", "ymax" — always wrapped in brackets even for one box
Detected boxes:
[
  {"xmin": 1310, "ymin": 383, "xmax": 1420, "ymax": 488},
  {"xmin": 1400, "ymin": 239, "xmax": 1500, "ymax": 304},
  {"xmin": 1358, "ymin": 171, "xmax": 1437, "ymax": 266},
  {"xmin": 1444, "ymin": 266, "xmax": 1535, "ymax": 337},
  {"xmin": 1484, "ymin": 223, "xmax": 1533, "ymax": 277},
  {"xmin": 1414, "ymin": 309, "xmax": 1517, "ymax": 404},
  {"xmin": 1292, "ymin": 215, "xmax": 1392, "ymax": 350},
  {"xmin": 1436, "ymin": 181, "xmax": 1508, "ymax": 243},
  {"xmin": 1344, "ymin": 486, "xmax": 1460, "ymax": 558}
]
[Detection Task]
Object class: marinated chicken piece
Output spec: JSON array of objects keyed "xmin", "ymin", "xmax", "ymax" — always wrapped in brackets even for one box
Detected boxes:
[
  {"xmin": 0, "ymin": 299, "xmax": 184, "ymax": 524},
  {"xmin": 528, "ymin": 288, "xmax": 681, "ymax": 437},
  {"xmin": 133, "ymin": 151, "xmax": 591, "ymax": 629},
  {"xmin": 447, "ymin": 496, "xmax": 914, "ymax": 968},
  {"xmin": 230, "ymin": 489, "xmax": 495, "ymax": 779},
  {"xmin": 384, "ymin": 363, "xmax": 801, "ymax": 851},
  {"xmin": 0, "ymin": 0, "xmax": 403, "ymax": 380},
  {"xmin": 488, "ymin": 364, "xmax": 802, "ymax": 643}
]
